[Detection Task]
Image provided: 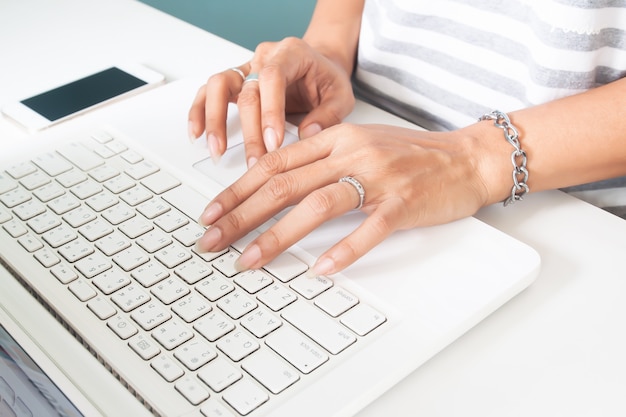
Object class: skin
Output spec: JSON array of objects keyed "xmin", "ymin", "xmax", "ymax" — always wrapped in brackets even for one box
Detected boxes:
[{"xmin": 188, "ymin": 0, "xmax": 626, "ymax": 276}]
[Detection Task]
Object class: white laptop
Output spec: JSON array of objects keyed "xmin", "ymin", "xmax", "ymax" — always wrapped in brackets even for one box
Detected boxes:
[{"xmin": 0, "ymin": 78, "xmax": 540, "ymax": 417}]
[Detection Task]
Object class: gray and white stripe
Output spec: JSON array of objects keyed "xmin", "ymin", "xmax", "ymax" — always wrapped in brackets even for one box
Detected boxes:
[{"xmin": 354, "ymin": 0, "xmax": 626, "ymax": 219}]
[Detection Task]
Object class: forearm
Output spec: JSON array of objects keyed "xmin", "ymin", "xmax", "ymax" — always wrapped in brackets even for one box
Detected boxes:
[
  {"xmin": 466, "ymin": 78, "xmax": 626, "ymax": 205},
  {"xmin": 302, "ymin": 0, "xmax": 364, "ymax": 75}
]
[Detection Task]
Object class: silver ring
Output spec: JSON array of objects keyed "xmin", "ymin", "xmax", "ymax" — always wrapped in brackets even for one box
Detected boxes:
[
  {"xmin": 339, "ymin": 176, "xmax": 365, "ymax": 210},
  {"xmin": 243, "ymin": 73, "xmax": 259, "ymax": 84},
  {"xmin": 230, "ymin": 67, "xmax": 246, "ymax": 82}
]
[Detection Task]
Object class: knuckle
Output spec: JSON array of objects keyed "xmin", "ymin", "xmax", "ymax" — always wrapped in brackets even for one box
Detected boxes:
[
  {"xmin": 305, "ymin": 188, "xmax": 339, "ymax": 216},
  {"xmin": 264, "ymin": 173, "xmax": 297, "ymax": 202},
  {"xmin": 368, "ymin": 212, "xmax": 394, "ymax": 237},
  {"xmin": 256, "ymin": 151, "xmax": 287, "ymax": 176},
  {"xmin": 237, "ymin": 89, "xmax": 260, "ymax": 107}
]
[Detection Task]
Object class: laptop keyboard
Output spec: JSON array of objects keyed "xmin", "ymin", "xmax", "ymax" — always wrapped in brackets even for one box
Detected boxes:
[{"xmin": 0, "ymin": 129, "xmax": 386, "ymax": 416}]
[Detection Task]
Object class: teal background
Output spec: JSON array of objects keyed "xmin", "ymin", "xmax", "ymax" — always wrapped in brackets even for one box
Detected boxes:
[{"xmin": 139, "ymin": 0, "xmax": 317, "ymax": 51}]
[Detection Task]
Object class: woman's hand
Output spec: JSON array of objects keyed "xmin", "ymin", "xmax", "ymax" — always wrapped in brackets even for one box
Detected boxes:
[
  {"xmin": 195, "ymin": 122, "xmax": 507, "ymax": 276},
  {"xmin": 188, "ymin": 37, "xmax": 355, "ymax": 168}
]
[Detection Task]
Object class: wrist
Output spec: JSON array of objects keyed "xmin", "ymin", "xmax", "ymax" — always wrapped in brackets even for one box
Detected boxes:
[{"xmin": 459, "ymin": 116, "xmax": 521, "ymax": 207}]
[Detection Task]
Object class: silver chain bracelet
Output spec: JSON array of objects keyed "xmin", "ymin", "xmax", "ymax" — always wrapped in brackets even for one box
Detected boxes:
[{"xmin": 479, "ymin": 110, "xmax": 529, "ymax": 206}]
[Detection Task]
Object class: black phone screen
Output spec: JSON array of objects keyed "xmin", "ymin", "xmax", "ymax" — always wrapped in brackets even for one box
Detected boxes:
[{"xmin": 21, "ymin": 67, "xmax": 146, "ymax": 122}]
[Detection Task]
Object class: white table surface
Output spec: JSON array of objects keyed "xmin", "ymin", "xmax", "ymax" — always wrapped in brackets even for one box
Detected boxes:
[{"xmin": 2, "ymin": 1, "xmax": 625, "ymax": 416}]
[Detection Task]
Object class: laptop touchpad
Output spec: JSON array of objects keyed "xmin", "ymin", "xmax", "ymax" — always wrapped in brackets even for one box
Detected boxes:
[{"xmin": 193, "ymin": 130, "xmax": 299, "ymax": 188}]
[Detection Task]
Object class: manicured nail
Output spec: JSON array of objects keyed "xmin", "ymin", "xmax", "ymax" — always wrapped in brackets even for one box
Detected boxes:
[
  {"xmin": 198, "ymin": 202, "xmax": 223, "ymax": 227},
  {"xmin": 207, "ymin": 133, "xmax": 221, "ymax": 165},
  {"xmin": 188, "ymin": 121, "xmax": 197, "ymax": 142},
  {"xmin": 234, "ymin": 244, "xmax": 262, "ymax": 272},
  {"xmin": 306, "ymin": 257, "xmax": 335, "ymax": 278},
  {"xmin": 299, "ymin": 123, "xmax": 322, "ymax": 139},
  {"xmin": 263, "ymin": 127, "xmax": 278, "ymax": 152},
  {"xmin": 195, "ymin": 226, "xmax": 221, "ymax": 252},
  {"xmin": 247, "ymin": 156, "xmax": 258, "ymax": 169}
]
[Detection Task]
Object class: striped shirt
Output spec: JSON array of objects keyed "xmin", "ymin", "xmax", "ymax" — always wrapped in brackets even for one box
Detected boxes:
[{"xmin": 354, "ymin": 0, "xmax": 626, "ymax": 218}]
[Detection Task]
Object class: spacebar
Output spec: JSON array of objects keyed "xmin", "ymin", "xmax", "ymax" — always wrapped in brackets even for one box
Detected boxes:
[
  {"xmin": 281, "ymin": 302, "xmax": 356, "ymax": 355},
  {"xmin": 162, "ymin": 184, "xmax": 211, "ymax": 222}
]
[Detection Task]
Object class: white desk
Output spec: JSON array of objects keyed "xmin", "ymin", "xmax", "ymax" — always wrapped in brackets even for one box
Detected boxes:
[{"xmin": 2, "ymin": 1, "xmax": 625, "ymax": 416}]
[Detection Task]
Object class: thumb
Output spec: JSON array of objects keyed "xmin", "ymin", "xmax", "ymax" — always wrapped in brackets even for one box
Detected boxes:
[{"xmin": 298, "ymin": 96, "xmax": 354, "ymax": 139}]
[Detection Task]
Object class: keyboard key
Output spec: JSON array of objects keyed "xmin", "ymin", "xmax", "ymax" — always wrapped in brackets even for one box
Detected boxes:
[
  {"xmin": 112, "ymin": 284, "xmax": 151, "ymax": 313},
  {"xmin": 314, "ymin": 287, "xmax": 359, "ymax": 317},
  {"xmin": 112, "ymin": 246, "xmax": 150, "ymax": 271},
  {"xmin": 141, "ymin": 171, "xmax": 181, "ymax": 194},
  {"xmin": 68, "ymin": 278, "xmax": 97, "ymax": 302},
  {"xmin": 281, "ymin": 302, "xmax": 356, "ymax": 355},
  {"xmin": 17, "ymin": 233, "xmax": 43, "ymax": 252},
  {"xmin": 162, "ymin": 184, "xmax": 209, "ymax": 223},
  {"xmin": 87, "ymin": 296, "xmax": 117, "ymax": 320},
  {"xmin": 57, "ymin": 143, "xmax": 104, "ymax": 171},
  {"xmin": 217, "ymin": 290, "xmax": 257, "ymax": 320},
  {"xmin": 340, "ymin": 304, "xmax": 387, "ymax": 336},
  {"xmin": 50, "ymin": 263, "xmax": 78, "ymax": 284},
  {"xmin": 174, "ymin": 339, "xmax": 217, "ymax": 371},
  {"xmin": 151, "ymin": 354, "xmax": 184, "ymax": 382},
  {"xmin": 107, "ymin": 315, "xmax": 138, "ymax": 340},
  {"xmin": 234, "ymin": 269, "xmax": 273, "ymax": 294},
  {"xmin": 172, "ymin": 294, "xmax": 212, "ymax": 322},
  {"xmin": 263, "ymin": 252, "xmax": 308, "ymax": 282},
  {"xmin": 128, "ymin": 333, "xmax": 160, "ymax": 360},
  {"xmin": 151, "ymin": 276, "xmax": 190, "ymax": 304},
  {"xmin": 32, "ymin": 152, "xmax": 73, "ymax": 176},
  {"xmin": 222, "ymin": 378, "xmax": 268, "ymax": 415},
  {"xmin": 130, "ymin": 301, "xmax": 171, "ymax": 330},
  {"xmin": 241, "ymin": 349, "xmax": 299, "ymax": 394},
  {"xmin": 152, "ymin": 319, "xmax": 194, "ymax": 350},
  {"xmin": 265, "ymin": 326, "xmax": 328, "ymax": 374},
  {"xmin": 197, "ymin": 356, "xmax": 242, "ymax": 392},
  {"xmin": 155, "ymin": 243, "xmax": 191, "ymax": 268},
  {"xmin": 92, "ymin": 268, "xmax": 131, "ymax": 295},
  {"xmin": 194, "ymin": 311, "xmax": 235, "ymax": 342},
  {"xmin": 257, "ymin": 283, "xmax": 297, "ymax": 312},
  {"xmin": 74, "ymin": 253, "xmax": 112, "ymax": 278},
  {"xmin": 200, "ymin": 398, "xmax": 237, "ymax": 417},
  {"xmin": 28, "ymin": 211, "xmax": 62, "ymax": 233},
  {"xmin": 240, "ymin": 307, "xmax": 282, "ymax": 338},
  {"xmin": 19, "ymin": 170, "xmax": 50, "ymax": 191},
  {"xmin": 216, "ymin": 329, "xmax": 259, "ymax": 361},
  {"xmin": 195, "ymin": 274, "xmax": 234, "ymax": 302},
  {"xmin": 289, "ymin": 274, "xmax": 333, "ymax": 300},
  {"xmin": 175, "ymin": 258, "xmax": 213, "ymax": 285},
  {"xmin": 131, "ymin": 261, "xmax": 170, "ymax": 287}
]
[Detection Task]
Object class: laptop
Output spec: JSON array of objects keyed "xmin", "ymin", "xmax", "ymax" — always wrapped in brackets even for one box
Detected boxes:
[{"xmin": 0, "ymin": 78, "xmax": 541, "ymax": 417}]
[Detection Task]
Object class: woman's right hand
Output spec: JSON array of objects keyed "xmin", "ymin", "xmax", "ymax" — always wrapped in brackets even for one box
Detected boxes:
[{"xmin": 188, "ymin": 37, "xmax": 356, "ymax": 168}]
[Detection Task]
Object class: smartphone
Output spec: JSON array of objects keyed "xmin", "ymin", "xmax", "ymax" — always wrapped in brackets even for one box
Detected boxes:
[{"xmin": 1, "ymin": 64, "xmax": 165, "ymax": 132}]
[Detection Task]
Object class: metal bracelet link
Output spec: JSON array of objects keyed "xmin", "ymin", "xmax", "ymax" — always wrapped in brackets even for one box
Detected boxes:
[{"xmin": 479, "ymin": 110, "xmax": 529, "ymax": 206}]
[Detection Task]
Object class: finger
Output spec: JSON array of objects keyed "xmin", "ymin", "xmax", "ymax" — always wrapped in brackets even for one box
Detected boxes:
[
  {"xmin": 188, "ymin": 85, "xmax": 207, "ymax": 141},
  {"xmin": 198, "ymin": 133, "xmax": 335, "ymax": 227},
  {"xmin": 203, "ymin": 68, "xmax": 248, "ymax": 162},
  {"xmin": 298, "ymin": 93, "xmax": 355, "ymax": 139},
  {"xmin": 309, "ymin": 198, "xmax": 408, "ymax": 276},
  {"xmin": 235, "ymin": 181, "xmax": 360, "ymax": 270},
  {"xmin": 196, "ymin": 145, "xmax": 341, "ymax": 252},
  {"xmin": 238, "ymin": 71, "xmax": 265, "ymax": 168}
]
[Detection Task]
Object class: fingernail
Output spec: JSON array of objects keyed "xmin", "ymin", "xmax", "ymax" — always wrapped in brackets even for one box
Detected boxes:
[
  {"xmin": 198, "ymin": 202, "xmax": 223, "ymax": 227},
  {"xmin": 306, "ymin": 257, "xmax": 335, "ymax": 278},
  {"xmin": 234, "ymin": 244, "xmax": 262, "ymax": 272},
  {"xmin": 247, "ymin": 156, "xmax": 258, "ymax": 169},
  {"xmin": 299, "ymin": 123, "xmax": 322, "ymax": 139},
  {"xmin": 188, "ymin": 121, "xmax": 197, "ymax": 143},
  {"xmin": 207, "ymin": 133, "xmax": 222, "ymax": 165},
  {"xmin": 195, "ymin": 226, "xmax": 222, "ymax": 252},
  {"xmin": 263, "ymin": 127, "xmax": 278, "ymax": 152}
]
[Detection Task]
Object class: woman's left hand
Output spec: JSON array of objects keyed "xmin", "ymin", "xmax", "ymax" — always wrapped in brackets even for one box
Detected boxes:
[{"xmin": 195, "ymin": 122, "xmax": 504, "ymax": 276}]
